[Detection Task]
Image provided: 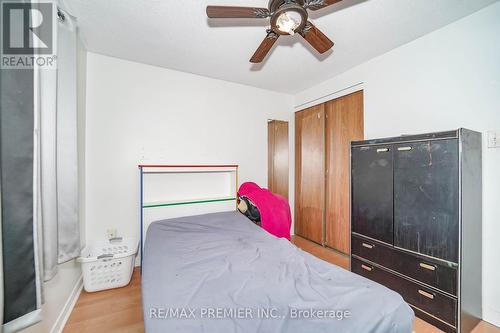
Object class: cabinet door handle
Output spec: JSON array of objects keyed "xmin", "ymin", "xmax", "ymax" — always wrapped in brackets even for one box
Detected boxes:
[
  {"xmin": 398, "ymin": 146, "xmax": 412, "ymax": 151},
  {"xmin": 361, "ymin": 264, "xmax": 373, "ymax": 272},
  {"xmin": 418, "ymin": 289, "xmax": 435, "ymax": 300},
  {"xmin": 376, "ymin": 148, "xmax": 389, "ymax": 153},
  {"xmin": 362, "ymin": 243, "xmax": 374, "ymax": 249},
  {"xmin": 419, "ymin": 262, "xmax": 436, "ymax": 271}
]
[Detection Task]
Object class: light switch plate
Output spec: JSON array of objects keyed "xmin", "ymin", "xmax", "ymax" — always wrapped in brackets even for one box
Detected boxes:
[{"xmin": 488, "ymin": 131, "xmax": 500, "ymax": 148}]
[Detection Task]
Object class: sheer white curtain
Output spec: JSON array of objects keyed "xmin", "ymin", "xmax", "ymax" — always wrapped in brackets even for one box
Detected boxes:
[
  {"xmin": 39, "ymin": 7, "xmax": 80, "ymax": 281},
  {"xmin": 39, "ymin": 36, "xmax": 58, "ymax": 282},
  {"xmin": 55, "ymin": 9, "xmax": 80, "ymax": 265}
]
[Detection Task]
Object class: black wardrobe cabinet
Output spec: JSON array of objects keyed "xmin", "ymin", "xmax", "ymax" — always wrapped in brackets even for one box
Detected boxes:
[{"xmin": 350, "ymin": 129, "xmax": 482, "ymax": 333}]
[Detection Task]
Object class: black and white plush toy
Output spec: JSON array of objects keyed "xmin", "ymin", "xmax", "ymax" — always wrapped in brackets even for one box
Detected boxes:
[{"xmin": 238, "ymin": 196, "xmax": 261, "ymax": 226}]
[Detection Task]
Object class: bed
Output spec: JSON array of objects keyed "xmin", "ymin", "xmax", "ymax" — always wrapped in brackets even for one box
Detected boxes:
[{"xmin": 142, "ymin": 211, "xmax": 414, "ymax": 333}]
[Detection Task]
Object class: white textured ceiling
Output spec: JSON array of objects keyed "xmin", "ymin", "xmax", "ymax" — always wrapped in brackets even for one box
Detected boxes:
[{"xmin": 63, "ymin": 0, "xmax": 498, "ymax": 93}]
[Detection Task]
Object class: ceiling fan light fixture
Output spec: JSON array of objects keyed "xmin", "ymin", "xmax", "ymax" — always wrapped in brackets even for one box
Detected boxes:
[
  {"xmin": 275, "ymin": 11, "xmax": 302, "ymax": 35},
  {"xmin": 206, "ymin": 0, "xmax": 337, "ymax": 63}
]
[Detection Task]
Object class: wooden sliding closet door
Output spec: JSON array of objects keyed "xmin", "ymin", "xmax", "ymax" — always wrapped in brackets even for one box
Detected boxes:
[
  {"xmin": 325, "ymin": 91, "xmax": 364, "ymax": 254},
  {"xmin": 295, "ymin": 105, "xmax": 325, "ymax": 244},
  {"xmin": 268, "ymin": 120, "xmax": 289, "ymax": 200}
]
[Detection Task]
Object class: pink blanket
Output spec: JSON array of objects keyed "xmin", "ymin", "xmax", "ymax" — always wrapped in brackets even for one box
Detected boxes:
[{"xmin": 238, "ymin": 182, "xmax": 291, "ymax": 240}]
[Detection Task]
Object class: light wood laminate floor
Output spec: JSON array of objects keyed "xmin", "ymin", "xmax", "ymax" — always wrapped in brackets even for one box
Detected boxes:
[{"xmin": 63, "ymin": 235, "xmax": 499, "ymax": 333}]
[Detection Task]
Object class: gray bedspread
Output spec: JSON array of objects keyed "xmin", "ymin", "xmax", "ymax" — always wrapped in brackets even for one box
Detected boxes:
[{"xmin": 142, "ymin": 211, "xmax": 414, "ymax": 333}]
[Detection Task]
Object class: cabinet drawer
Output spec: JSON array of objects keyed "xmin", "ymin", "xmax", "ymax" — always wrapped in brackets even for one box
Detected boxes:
[
  {"xmin": 352, "ymin": 258, "xmax": 457, "ymax": 328},
  {"xmin": 352, "ymin": 234, "xmax": 457, "ymax": 295},
  {"xmin": 351, "ymin": 235, "xmax": 393, "ymax": 268},
  {"xmin": 391, "ymin": 248, "xmax": 457, "ymax": 296}
]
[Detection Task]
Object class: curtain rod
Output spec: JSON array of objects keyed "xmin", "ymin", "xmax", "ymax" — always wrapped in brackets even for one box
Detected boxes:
[
  {"xmin": 294, "ymin": 82, "xmax": 364, "ymax": 110},
  {"xmin": 57, "ymin": 8, "xmax": 66, "ymax": 22}
]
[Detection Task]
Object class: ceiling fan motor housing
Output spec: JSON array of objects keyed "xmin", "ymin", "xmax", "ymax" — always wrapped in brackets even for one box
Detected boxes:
[
  {"xmin": 268, "ymin": 0, "xmax": 305, "ymax": 12},
  {"xmin": 269, "ymin": 0, "xmax": 308, "ymax": 35}
]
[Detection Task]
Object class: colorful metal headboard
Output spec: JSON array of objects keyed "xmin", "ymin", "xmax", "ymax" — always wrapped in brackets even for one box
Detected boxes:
[{"xmin": 138, "ymin": 164, "xmax": 239, "ymax": 267}]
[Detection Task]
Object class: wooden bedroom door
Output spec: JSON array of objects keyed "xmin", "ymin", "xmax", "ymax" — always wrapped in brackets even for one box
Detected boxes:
[
  {"xmin": 268, "ymin": 120, "xmax": 289, "ymax": 200},
  {"xmin": 295, "ymin": 104, "xmax": 325, "ymax": 244},
  {"xmin": 325, "ymin": 91, "xmax": 364, "ymax": 254}
]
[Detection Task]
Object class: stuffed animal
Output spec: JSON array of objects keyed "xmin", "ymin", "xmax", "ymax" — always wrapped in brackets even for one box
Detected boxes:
[{"xmin": 238, "ymin": 196, "xmax": 261, "ymax": 226}]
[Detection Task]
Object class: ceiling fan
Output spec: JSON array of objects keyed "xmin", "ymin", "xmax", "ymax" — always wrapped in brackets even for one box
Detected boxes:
[{"xmin": 206, "ymin": 0, "xmax": 342, "ymax": 63}]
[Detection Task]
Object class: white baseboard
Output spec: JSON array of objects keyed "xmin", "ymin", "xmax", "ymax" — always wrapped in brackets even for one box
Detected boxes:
[
  {"xmin": 483, "ymin": 306, "xmax": 500, "ymax": 329},
  {"xmin": 50, "ymin": 275, "xmax": 83, "ymax": 333}
]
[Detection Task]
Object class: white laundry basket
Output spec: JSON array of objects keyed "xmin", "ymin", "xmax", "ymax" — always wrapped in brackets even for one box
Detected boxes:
[{"xmin": 78, "ymin": 237, "xmax": 138, "ymax": 292}]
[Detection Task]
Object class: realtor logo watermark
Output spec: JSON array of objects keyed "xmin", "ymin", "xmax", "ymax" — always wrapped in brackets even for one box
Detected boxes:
[
  {"xmin": 149, "ymin": 307, "xmax": 352, "ymax": 321},
  {"xmin": 1, "ymin": 1, "xmax": 57, "ymax": 68}
]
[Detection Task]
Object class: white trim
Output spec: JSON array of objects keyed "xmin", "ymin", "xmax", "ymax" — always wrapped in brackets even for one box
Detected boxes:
[
  {"xmin": 294, "ymin": 82, "xmax": 365, "ymax": 111},
  {"xmin": 50, "ymin": 275, "xmax": 83, "ymax": 333}
]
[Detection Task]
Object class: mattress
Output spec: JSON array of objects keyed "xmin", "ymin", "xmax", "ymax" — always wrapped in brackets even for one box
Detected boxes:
[{"xmin": 142, "ymin": 211, "xmax": 414, "ymax": 333}]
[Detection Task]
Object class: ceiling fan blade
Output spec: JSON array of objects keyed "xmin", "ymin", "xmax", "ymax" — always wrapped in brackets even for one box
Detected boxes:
[
  {"xmin": 300, "ymin": 21, "xmax": 334, "ymax": 54},
  {"xmin": 306, "ymin": 0, "xmax": 343, "ymax": 11},
  {"xmin": 250, "ymin": 31, "xmax": 279, "ymax": 63},
  {"xmin": 206, "ymin": 6, "xmax": 270, "ymax": 18}
]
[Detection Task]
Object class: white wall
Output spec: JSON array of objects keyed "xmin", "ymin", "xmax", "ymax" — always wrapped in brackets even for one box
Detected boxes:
[
  {"xmin": 295, "ymin": 2, "xmax": 500, "ymax": 327},
  {"xmin": 84, "ymin": 52, "xmax": 293, "ymax": 242}
]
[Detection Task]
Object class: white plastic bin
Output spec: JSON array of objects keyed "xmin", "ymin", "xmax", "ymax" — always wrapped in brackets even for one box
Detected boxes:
[{"xmin": 77, "ymin": 237, "xmax": 138, "ymax": 292}]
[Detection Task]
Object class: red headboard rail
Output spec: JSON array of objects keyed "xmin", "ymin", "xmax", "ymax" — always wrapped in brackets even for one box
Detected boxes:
[{"xmin": 138, "ymin": 164, "xmax": 239, "ymax": 168}]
